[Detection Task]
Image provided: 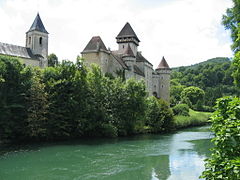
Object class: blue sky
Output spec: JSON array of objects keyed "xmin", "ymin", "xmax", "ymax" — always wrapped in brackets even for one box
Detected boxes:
[{"xmin": 0, "ymin": 0, "xmax": 233, "ymax": 68}]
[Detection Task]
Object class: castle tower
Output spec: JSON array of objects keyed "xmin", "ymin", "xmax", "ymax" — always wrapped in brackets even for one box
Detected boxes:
[
  {"xmin": 122, "ymin": 44, "xmax": 135, "ymax": 79},
  {"xmin": 26, "ymin": 13, "xmax": 48, "ymax": 67},
  {"xmin": 116, "ymin": 22, "xmax": 140, "ymax": 56},
  {"xmin": 155, "ymin": 56, "xmax": 171, "ymax": 102}
]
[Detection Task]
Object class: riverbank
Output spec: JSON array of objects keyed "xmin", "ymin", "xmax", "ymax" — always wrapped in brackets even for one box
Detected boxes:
[{"xmin": 173, "ymin": 109, "xmax": 212, "ymax": 129}]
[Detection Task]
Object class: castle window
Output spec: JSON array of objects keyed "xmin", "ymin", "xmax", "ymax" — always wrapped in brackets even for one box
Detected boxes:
[
  {"xmin": 162, "ymin": 85, "xmax": 164, "ymax": 88},
  {"xmin": 28, "ymin": 37, "xmax": 31, "ymax": 44},
  {"xmin": 123, "ymin": 45, "xmax": 124, "ymax": 49},
  {"xmin": 153, "ymin": 92, "xmax": 157, "ymax": 97},
  {"xmin": 39, "ymin": 37, "xmax": 42, "ymax": 45}
]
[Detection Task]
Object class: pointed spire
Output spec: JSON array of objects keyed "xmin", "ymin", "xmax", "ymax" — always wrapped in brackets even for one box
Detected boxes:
[
  {"xmin": 122, "ymin": 44, "xmax": 135, "ymax": 57},
  {"xmin": 27, "ymin": 13, "xmax": 48, "ymax": 34},
  {"xmin": 116, "ymin": 22, "xmax": 140, "ymax": 42},
  {"xmin": 156, "ymin": 56, "xmax": 170, "ymax": 70}
]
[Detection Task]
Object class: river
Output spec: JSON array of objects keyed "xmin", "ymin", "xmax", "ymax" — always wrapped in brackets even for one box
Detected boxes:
[{"xmin": 0, "ymin": 126, "xmax": 213, "ymax": 180}]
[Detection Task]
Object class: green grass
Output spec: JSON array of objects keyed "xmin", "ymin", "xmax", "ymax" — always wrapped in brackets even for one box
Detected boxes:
[{"xmin": 174, "ymin": 109, "xmax": 212, "ymax": 129}]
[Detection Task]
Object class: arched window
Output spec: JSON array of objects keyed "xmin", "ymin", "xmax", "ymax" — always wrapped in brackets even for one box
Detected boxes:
[{"xmin": 39, "ymin": 37, "xmax": 42, "ymax": 45}]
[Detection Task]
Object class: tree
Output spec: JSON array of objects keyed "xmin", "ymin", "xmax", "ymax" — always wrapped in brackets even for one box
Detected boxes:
[
  {"xmin": 25, "ymin": 68, "xmax": 49, "ymax": 140},
  {"xmin": 0, "ymin": 55, "xmax": 30, "ymax": 140},
  {"xmin": 222, "ymin": 0, "xmax": 240, "ymax": 53},
  {"xmin": 48, "ymin": 53, "xmax": 59, "ymax": 67},
  {"xmin": 181, "ymin": 86, "xmax": 205, "ymax": 107},
  {"xmin": 201, "ymin": 97, "xmax": 240, "ymax": 179},
  {"xmin": 145, "ymin": 96, "xmax": 174, "ymax": 133},
  {"xmin": 233, "ymin": 51, "xmax": 240, "ymax": 87},
  {"xmin": 170, "ymin": 79, "xmax": 185, "ymax": 106}
]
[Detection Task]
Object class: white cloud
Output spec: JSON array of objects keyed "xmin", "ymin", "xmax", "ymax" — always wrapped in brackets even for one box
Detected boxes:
[{"xmin": 0, "ymin": 0, "xmax": 233, "ymax": 68}]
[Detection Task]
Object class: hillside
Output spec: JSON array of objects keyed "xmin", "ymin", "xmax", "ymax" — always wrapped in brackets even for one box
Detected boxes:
[
  {"xmin": 172, "ymin": 57, "xmax": 230, "ymax": 71},
  {"xmin": 170, "ymin": 57, "xmax": 239, "ymax": 109}
]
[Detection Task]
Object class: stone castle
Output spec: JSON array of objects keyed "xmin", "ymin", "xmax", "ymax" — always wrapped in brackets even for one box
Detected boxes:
[
  {"xmin": 0, "ymin": 14, "xmax": 171, "ymax": 102},
  {"xmin": 81, "ymin": 22, "xmax": 171, "ymax": 102}
]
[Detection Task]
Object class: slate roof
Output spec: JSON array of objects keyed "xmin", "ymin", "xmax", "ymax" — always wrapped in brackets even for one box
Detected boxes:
[
  {"xmin": 122, "ymin": 44, "xmax": 135, "ymax": 57},
  {"xmin": 156, "ymin": 56, "xmax": 170, "ymax": 70},
  {"xmin": 82, "ymin": 36, "xmax": 108, "ymax": 53},
  {"xmin": 27, "ymin": 13, "xmax": 48, "ymax": 34},
  {"xmin": 0, "ymin": 42, "xmax": 38, "ymax": 60},
  {"xmin": 136, "ymin": 52, "xmax": 153, "ymax": 66},
  {"xmin": 116, "ymin": 22, "xmax": 140, "ymax": 42},
  {"xmin": 134, "ymin": 65, "xmax": 145, "ymax": 77},
  {"xmin": 111, "ymin": 52, "xmax": 128, "ymax": 69}
]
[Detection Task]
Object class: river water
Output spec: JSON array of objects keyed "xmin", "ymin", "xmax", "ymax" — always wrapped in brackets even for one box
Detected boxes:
[{"xmin": 0, "ymin": 126, "xmax": 213, "ymax": 180}]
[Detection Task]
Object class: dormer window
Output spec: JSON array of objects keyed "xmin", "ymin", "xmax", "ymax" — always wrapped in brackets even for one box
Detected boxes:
[
  {"xmin": 39, "ymin": 37, "xmax": 42, "ymax": 45},
  {"xmin": 28, "ymin": 37, "xmax": 31, "ymax": 44}
]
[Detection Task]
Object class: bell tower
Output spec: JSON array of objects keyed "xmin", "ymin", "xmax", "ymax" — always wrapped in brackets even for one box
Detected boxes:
[{"xmin": 26, "ymin": 13, "xmax": 48, "ymax": 67}]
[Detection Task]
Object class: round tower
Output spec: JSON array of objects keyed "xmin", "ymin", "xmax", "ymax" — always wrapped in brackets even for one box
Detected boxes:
[
  {"xmin": 26, "ymin": 13, "xmax": 48, "ymax": 67},
  {"xmin": 155, "ymin": 56, "xmax": 171, "ymax": 102}
]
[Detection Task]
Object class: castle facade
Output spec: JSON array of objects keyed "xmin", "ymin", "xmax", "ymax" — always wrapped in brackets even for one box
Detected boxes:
[{"xmin": 81, "ymin": 23, "xmax": 171, "ymax": 102}]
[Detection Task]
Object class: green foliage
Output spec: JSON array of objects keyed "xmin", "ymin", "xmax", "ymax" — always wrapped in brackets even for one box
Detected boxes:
[
  {"xmin": 181, "ymin": 86, "xmax": 205, "ymax": 110},
  {"xmin": 222, "ymin": 0, "xmax": 240, "ymax": 53},
  {"xmin": 233, "ymin": 51, "xmax": 240, "ymax": 88},
  {"xmin": 172, "ymin": 104, "xmax": 189, "ymax": 116},
  {"xmin": 25, "ymin": 68, "xmax": 49, "ymax": 140},
  {"xmin": 170, "ymin": 79, "xmax": 185, "ymax": 106},
  {"xmin": 0, "ymin": 55, "xmax": 29, "ymax": 141},
  {"xmin": 171, "ymin": 57, "xmax": 239, "ymax": 108},
  {"xmin": 47, "ymin": 53, "xmax": 59, "ymax": 67},
  {"xmin": 174, "ymin": 109, "xmax": 211, "ymax": 129},
  {"xmin": 201, "ymin": 97, "xmax": 240, "ymax": 179},
  {"xmin": 145, "ymin": 96, "xmax": 174, "ymax": 133},
  {"xmin": 0, "ymin": 55, "xmax": 176, "ymax": 142}
]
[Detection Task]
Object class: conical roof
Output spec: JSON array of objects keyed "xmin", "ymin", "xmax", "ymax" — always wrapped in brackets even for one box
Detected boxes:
[
  {"xmin": 156, "ymin": 56, "xmax": 170, "ymax": 70},
  {"xmin": 116, "ymin": 22, "xmax": 140, "ymax": 42},
  {"xmin": 27, "ymin": 13, "xmax": 48, "ymax": 34},
  {"xmin": 122, "ymin": 44, "xmax": 135, "ymax": 57},
  {"xmin": 82, "ymin": 36, "xmax": 107, "ymax": 52}
]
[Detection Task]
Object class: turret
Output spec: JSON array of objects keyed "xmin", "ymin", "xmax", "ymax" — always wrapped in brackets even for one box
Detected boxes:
[
  {"xmin": 116, "ymin": 22, "xmax": 140, "ymax": 56},
  {"xmin": 155, "ymin": 56, "xmax": 171, "ymax": 102},
  {"xmin": 26, "ymin": 13, "xmax": 48, "ymax": 67}
]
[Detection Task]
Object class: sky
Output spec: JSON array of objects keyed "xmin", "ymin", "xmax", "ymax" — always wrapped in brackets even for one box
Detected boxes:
[{"xmin": 0, "ymin": 0, "xmax": 234, "ymax": 68}]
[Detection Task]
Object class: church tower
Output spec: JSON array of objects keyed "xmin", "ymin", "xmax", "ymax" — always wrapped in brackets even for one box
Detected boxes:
[
  {"xmin": 116, "ymin": 22, "xmax": 140, "ymax": 56},
  {"xmin": 155, "ymin": 56, "xmax": 171, "ymax": 102},
  {"xmin": 26, "ymin": 13, "xmax": 48, "ymax": 67}
]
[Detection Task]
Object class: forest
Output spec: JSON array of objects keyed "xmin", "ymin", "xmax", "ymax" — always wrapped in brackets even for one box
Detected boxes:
[{"xmin": 170, "ymin": 57, "xmax": 240, "ymax": 110}]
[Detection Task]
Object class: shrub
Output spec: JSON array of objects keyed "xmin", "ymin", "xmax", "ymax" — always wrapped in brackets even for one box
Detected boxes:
[
  {"xmin": 145, "ymin": 96, "xmax": 174, "ymax": 133},
  {"xmin": 172, "ymin": 103, "xmax": 189, "ymax": 116},
  {"xmin": 201, "ymin": 96, "xmax": 240, "ymax": 179}
]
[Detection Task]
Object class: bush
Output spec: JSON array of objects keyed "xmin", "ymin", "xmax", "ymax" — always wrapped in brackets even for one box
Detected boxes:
[
  {"xmin": 201, "ymin": 96, "xmax": 240, "ymax": 179},
  {"xmin": 145, "ymin": 96, "xmax": 174, "ymax": 133},
  {"xmin": 172, "ymin": 103, "xmax": 189, "ymax": 116}
]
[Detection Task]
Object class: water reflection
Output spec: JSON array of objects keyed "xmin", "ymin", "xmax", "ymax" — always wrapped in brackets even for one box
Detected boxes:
[{"xmin": 0, "ymin": 126, "xmax": 212, "ymax": 180}]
